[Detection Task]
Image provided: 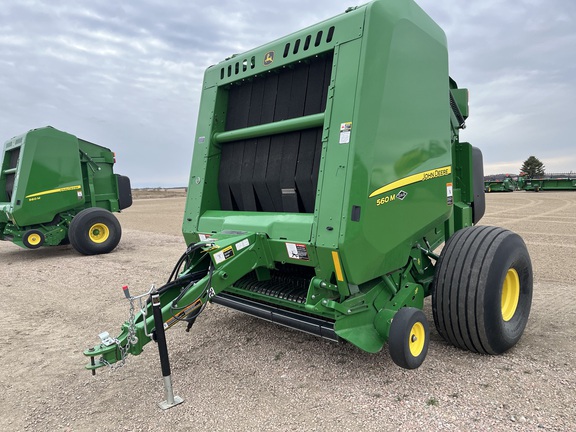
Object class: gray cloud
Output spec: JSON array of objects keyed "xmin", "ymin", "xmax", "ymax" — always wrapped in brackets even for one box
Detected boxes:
[
  {"xmin": 1, "ymin": 0, "xmax": 575, "ymax": 187},
  {"xmin": 423, "ymin": 0, "xmax": 576, "ymax": 173}
]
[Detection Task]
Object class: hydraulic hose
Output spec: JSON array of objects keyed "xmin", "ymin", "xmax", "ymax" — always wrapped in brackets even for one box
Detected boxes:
[
  {"xmin": 167, "ymin": 241, "xmax": 210, "ymax": 284},
  {"xmin": 170, "ymin": 263, "xmax": 214, "ymax": 317}
]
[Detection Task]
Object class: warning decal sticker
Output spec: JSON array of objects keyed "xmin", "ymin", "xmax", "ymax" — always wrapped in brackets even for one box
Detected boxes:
[
  {"xmin": 446, "ymin": 182, "xmax": 453, "ymax": 205},
  {"xmin": 339, "ymin": 122, "xmax": 352, "ymax": 144},
  {"xmin": 235, "ymin": 239, "xmax": 250, "ymax": 251},
  {"xmin": 286, "ymin": 243, "xmax": 310, "ymax": 261},
  {"xmin": 213, "ymin": 245, "xmax": 234, "ymax": 264}
]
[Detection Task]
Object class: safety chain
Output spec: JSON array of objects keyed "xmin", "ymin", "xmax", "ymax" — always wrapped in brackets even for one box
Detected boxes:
[{"xmin": 102, "ymin": 285, "xmax": 155, "ymax": 370}]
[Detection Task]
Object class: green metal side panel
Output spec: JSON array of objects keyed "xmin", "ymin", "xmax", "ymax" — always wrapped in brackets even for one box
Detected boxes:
[
  {"xmin": 183, "ymin": 86, "xmax": 224, "ymax": 243},
  {"xmin": 197, "ymin": 211, "xmax": 313, "ymax": 242},
  {"xmin": 333, "ymin": 0, "xmax": 452, "ymax": 283},
  {"xmin": 78, "ymin": 139, "xmax": 119, "ymax": 212}
]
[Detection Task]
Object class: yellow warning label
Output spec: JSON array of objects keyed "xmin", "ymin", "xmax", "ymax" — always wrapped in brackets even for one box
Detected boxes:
[{"xmin": 213, "ymin": 245, "xmax": 234, "ymax": 265}]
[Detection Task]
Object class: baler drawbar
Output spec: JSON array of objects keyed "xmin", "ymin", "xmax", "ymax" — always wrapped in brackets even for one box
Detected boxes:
[{"xmin": 85, "ymin": 0, "xmax": 533, "ymax": 398}]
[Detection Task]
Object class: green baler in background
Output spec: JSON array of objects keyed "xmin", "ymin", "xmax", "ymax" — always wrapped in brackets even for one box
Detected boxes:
[
  {"xmin": 86, "ymin": 0, "xmax": 533, "ymax": 377},
  {"xmin": 0, "ymin": 126, "xmax": 132, "ymax": 255}
]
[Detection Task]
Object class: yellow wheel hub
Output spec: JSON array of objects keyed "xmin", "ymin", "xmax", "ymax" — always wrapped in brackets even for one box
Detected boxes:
[
  {"xmin": 89, "ymin": 223, "xmax": 110, "ymax": 243},
  {"xmin": 27, "ymin": 233, "xmax": 42, "ymax": 246},
  {"xmin": 409, "ymin": 322, "xmax": 425, "ymax": 357},
  {"xmin": 501, "ymin": 268, "xmax": 520, "ymax": 321}
]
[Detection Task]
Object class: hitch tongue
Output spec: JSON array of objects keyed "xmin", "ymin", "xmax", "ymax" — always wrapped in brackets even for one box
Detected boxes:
[{"xmin": 84, "ymin": 284, "xmax": 154, "ymax": 372}]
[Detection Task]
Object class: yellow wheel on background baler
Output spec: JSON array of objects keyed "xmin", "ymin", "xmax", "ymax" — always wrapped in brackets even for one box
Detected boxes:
[
  {"xmin": 88, "ymin": 223, "xmax": 110, "ymax": 244},
  {"xmin": 69, "ymin": 208, "xmax": 121, "ymax": 255},
  {"xmin": 388, "ymin": 307, "xmax": 430, "ymax": 369},
  {"xmin": 22, "ymin": 229, "xmax": 45, "ymax": 249}
]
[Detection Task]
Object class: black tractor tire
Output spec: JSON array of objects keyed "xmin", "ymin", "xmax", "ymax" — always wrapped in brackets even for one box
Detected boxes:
[
  {"xmin": 388, "ymin": 307, "xmax": 430, "ymax": 369},
  {"xmin": 22, "ymin": 229, "xmax": 45, "ymax": 249},
  {"xmin": 68, "ymin": 208, "xmax": 122, "ymax": 255},
  {"xmin": 432, "ymin": 225, "xmax": 532, "ymax": 355}
]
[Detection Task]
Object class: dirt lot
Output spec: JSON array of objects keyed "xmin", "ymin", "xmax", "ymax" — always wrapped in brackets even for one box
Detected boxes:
[{"xmin": 1, "ymin": 191, "xmax": 575, "ymax": 431}]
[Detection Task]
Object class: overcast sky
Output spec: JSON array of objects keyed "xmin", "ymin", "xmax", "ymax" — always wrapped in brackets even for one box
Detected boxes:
[{"xmin": 1, "ymin": 0, "xmax": 575, "ymax": 187}]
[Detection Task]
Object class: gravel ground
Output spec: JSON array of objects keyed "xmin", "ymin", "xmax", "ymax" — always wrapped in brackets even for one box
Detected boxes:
[{"xmin": 1, "ymin": 191, "xmax": 575, "ymax": 431}]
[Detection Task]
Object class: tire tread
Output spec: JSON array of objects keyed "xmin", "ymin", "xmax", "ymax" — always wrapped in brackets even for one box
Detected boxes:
[{"xmin": 433, "ymin": 225, "xmax": 531, "ymax": 355}]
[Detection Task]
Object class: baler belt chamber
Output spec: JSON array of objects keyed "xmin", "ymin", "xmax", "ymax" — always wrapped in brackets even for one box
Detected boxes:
[{"xmin": 217, "ymin": 52, "xmax": 333, "ymax": 214}]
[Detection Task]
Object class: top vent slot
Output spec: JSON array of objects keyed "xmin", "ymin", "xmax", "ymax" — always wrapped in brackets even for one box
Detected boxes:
[{"xmin": 284, "ymin": 26, "xmax": 336, "ymax": 59}]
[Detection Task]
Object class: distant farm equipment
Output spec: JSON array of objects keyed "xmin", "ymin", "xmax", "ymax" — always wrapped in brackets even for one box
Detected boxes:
[
  {"xmin": 517, "ymin": 173, "xmax": 576, "ymax": 192},
  {"xmin": 484, "ymin": 175, "xmax": 517, "ymax": 192},
  {"xmin": 485, "ymin": 173, "xmax": 576, "ymax": 192},
  {"xmin": 0, "ymin": 126, "xmax": 132, "ymax": 254}
]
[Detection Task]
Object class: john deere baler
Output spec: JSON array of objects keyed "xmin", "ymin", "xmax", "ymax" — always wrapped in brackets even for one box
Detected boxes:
[
  {"xmin": 86, "ymin": 0, "xmax": 532, "ymax": 376},
  {"xmin": 0, "ymin": 126, "xmax": 132, "ymax": 254}
]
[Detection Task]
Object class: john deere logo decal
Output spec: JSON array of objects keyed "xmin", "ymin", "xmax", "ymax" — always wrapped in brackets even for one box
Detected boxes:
[
  {"xmin": 369, "ymin": 166, "xmax": 452, "ymax": 198},
  {"xmin": 264, "ymin": 51, "xmax": 274, "ymax": 66}
]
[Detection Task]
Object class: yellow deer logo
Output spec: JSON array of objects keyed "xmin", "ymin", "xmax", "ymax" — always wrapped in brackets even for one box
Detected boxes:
[{"xmin": 264, "ymin": 51, "xmax": 275, "ymax": 66}]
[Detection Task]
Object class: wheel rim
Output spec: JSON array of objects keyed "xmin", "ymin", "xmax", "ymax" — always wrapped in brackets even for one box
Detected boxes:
[
  {"xmin": 89, "ymin": 223, "xmax": 110, "ymax": 243},
  {"xmin": 27, "ymin": 233, "xmax": 42, "ymax": 246},
  {"xmin": 501, "ymin": 268, "xmax": 520, "ymax": 321},
  {"xmin": 409, "ymin": 322, "xmax": 425, "ymax": 357}
]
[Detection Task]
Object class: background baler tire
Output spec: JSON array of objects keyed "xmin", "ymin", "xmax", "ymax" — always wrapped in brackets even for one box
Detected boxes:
[
  {"xmin": 22, "ymin": 229, "xmax": 45, "ymax": 249},
  {"xmin": 69, "ymin": 208, "xmax": 122, "ymax": 255},
  {"xmin": 432, "ymin": 225, "xmax": 532, "ymax": 355},
  {"xmin": 388, "ymin": 307, "xmax": 430, "ymax": 369}
]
